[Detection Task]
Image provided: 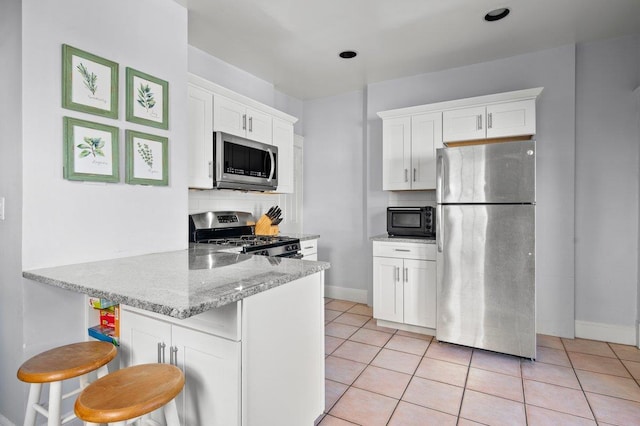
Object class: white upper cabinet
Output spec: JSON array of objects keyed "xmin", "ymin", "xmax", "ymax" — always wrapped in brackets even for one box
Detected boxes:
[
  {"xmin": 382, "ymin": 116, "xmax": 411, "ymax": 190},
  {"xmin": 188, "ymin": 84, "xmax": 214, "ymax": 189},
  {"xmin": 442, "ymin": 105, "xmax": 486, "ymax": 142},
  {"xmin": 379, "ymin": 87, "xmax": 542, "ymax": 191},
  {"xmin": 443, "ymin": 99, "xmax": 536, "ymax": 142},
  {"xmin": 272, "ymin": 117, "xmax": 294, "ymax": 193},
  {"xmin": 485, "ymin": 99, "xmax": 536, "ymax": 139},
  {"xmin": 382, "ymin": 113, "xmax": 442, "ymax": 191},
  {"xmin": 187, "ymin": 74, "xmax": 298, "ymax": 191},
  {"xmin": 411, "ymin": 112, "xmax": 443, "ymax": 190},
  {"xmin": 213, "ymin": 95, "xmax": 273, "ymax": 144}
]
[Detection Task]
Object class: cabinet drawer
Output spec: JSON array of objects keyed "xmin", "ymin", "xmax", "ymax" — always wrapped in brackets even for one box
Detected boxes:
[
  {"xmin": 373, "ymin": 241, "xmax": 435, "ymax": 261},
  {"xmin": 300, "ymin": 239, "xmax": 317, "ymax": 256}
]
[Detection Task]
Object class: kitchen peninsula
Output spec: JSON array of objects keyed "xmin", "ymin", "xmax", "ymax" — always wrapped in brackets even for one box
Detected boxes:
[{"xmin": 23, "ymin": 245, "xmax": 330, "ymax": 426}]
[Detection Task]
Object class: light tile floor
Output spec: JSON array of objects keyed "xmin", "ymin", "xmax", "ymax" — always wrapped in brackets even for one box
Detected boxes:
[{"xmin": 317, "ymin": 298, "xmax": 640, "ymax": 426}]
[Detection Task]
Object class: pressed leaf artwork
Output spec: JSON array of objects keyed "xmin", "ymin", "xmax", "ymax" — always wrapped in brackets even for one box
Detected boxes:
[
  {"xmin": 77, "ymin": 136, "xmax": 106, "ymax": 158},
  {"xmin": 76, "ymin": 62, "xmax": 98, "ymax": 95},
  {"xmin": 137, "ymin": 142, "xmax": 154, "ymax": 169},
  {"xmin": 137, "ymin": 83, "xmax": 156, "ymax": 111}
]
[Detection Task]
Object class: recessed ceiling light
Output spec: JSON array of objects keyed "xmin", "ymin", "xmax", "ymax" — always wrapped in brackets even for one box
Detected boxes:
[
  {"xmin": 484, "ymin": 7, "xmax": 510, "ymax": 22},
  {"xmin": 339, "ymin": 51, "xmax": 357, "ymax": 59}
]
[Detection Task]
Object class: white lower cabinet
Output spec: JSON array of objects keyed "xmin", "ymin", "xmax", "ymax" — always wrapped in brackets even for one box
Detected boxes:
[
  {"xmin": 301, "ymin": 239, "xmax": 318, "ymax": 260},
  {"xmin": 372, "ymin": 241, "xmax": 436, "ymax": 329},
  {"xmin": 120, "ymin": 307, "xmax": 240, "ymax": 426},
  {"xmin": 119, "ymin": 272, "xmax": 324, "ymax": 426}
]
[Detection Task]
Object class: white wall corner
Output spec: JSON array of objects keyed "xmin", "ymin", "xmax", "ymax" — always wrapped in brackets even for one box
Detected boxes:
[
  {"xmin": 324, "ymin": 285, "xmax": 368, "ymax": 304},
  {"xmin": 574, "ymin": 320, "xmax": 637, "ymax": 346},
  {"xmin": 637, "ymin": 320, "xmax": 640, "ymax": 349}
]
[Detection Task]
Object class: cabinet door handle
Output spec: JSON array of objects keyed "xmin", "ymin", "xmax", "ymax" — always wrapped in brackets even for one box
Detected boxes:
[
  {"xmin": 478, "ymin": 114, "xmax": 483, "ymax": 130},
  {"xmin": 404, "ymin": 169, "xmax": 408, "ymax": 182},
  {"xmin": 488, "ymin": 112, "xmax": 492, "ymax": 129},
  {"xmin": 208, "ymin": 161, "xmax": 213, "ymax": 178},
  {"xmin": 158, "ymin": 342, "xmax": 166, "ymax": 363},
  {"xmin": 242, "ymin": 114, "xmax": 247, "ymax": 130},
  {"xmin": 395, "ymin": 266, "xmax": 399, "ymax": 282},
  {"xmin": 404, "ymin": 267, "xmax": 408, "ymax": 282},
  {"xmin": 170, "ymin": 346, "xmax": 178, "ymax": 366},
  {"xmin": 413, "ymin": 168, "xmax": 417, "ymax": 182},
  {"xmin": 249, "ymin": 116, "xmax": 253, "ymax": 132}
]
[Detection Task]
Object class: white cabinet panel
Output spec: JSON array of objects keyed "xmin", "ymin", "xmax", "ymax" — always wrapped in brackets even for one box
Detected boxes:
[
  {"xmin": 214, "ymin": 95, "xmax": 246, "ymax": 137},
  {"xmin": 188, "ymin": 85, "xmax": 214, "ymax": 189},
  {"xmin": 410, "ymin": 112, "xmax": 442, "ymax": 190},
  {"xmin": 486, "ymin": 99, "xmax": 536, "ymax": 138},
  {"xmin": 301, "ymin": 239, "xmax": 318, "ymax": 260},
  {"xmin": 382, "ymin": 117, "xmax": 411, "ymax": 190},
  {"xmin": 173, "ymin": 326, "xmax": 241, "ymax": 426},
  {"xmin": 443, "ymin": 106, "xmax": 486, "ymax": 142},
  {"xmin": 272, "ymin": 117, "xmax": 294, "ymax": 193},
  {"xmin": 403, "ymin": 259, "xmax": 436, "ymax": 328},
  {"xmin": 213, "ymin": 96, "xmax": 273, "ymax": 144},
  {"xmin": 373, "ymin": 257, "xmax": 404, "ymax": 323},
  {"xmin": 246, "ymin": 107, "xmax": 272, "ymax": 144}
]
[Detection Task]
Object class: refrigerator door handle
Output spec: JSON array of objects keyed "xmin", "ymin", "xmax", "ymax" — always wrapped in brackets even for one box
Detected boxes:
[
  {"xmin": 436, "ymin": 152, "xmax": 444, "ymax": 203},
  {"xmin": 437, "ymin": 205, "xmax": 443, "ymax": 253}
]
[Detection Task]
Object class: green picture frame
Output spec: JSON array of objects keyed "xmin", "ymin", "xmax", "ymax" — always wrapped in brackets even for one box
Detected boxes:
[
  {"xmin": 125, "ymin": 130, "xmax": 169, "ymax": 186},
  {"xmin": 125, "ymin": 68, "xmax": 169, "ymax": 130},
  {"xmin": 62, "ymin": 44, "xmax": 119, "ymax": 119},
  {"xmin": 63, "ymin": 117, "xmax": 119, "ymax": 182}
]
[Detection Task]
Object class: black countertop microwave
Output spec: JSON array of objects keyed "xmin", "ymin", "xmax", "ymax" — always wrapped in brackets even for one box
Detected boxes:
[{"xmin": 387, "ymin": 206, "xmax": 435, "ymax": 238}]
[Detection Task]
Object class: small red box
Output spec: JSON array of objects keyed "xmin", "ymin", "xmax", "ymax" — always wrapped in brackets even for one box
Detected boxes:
[{"xmin": 100, "ymin": 309, "xmax": 116, "ymax": 328}]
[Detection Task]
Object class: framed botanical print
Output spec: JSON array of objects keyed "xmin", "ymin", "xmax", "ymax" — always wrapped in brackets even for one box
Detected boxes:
[
  {"xmin": 125, "ymin": 68, "xmax": 169, "ymax": 130},
  {"xmin": 62, "ymin": 44, "xmax": 119, "ymax": 118},
  {"xmin": 63, "ymin": 117, "xmax": 119, "ymax": 182},
  {"xmin": 125, "ymin": 130, "xmax": 168, "ymax": 186}
]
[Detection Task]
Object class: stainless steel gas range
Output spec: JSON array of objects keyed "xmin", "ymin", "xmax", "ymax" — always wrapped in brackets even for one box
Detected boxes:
[{"xmin": 189, "ymin": 211, "xmax": 302, "ymax": 258}]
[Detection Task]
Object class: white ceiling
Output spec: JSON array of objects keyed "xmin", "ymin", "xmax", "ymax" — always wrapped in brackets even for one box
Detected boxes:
[{"xmin": 184, "ymin": 0, "xmax": 640, "ymax": 100}]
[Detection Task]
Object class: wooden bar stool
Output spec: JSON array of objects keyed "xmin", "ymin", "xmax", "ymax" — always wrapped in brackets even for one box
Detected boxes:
[
  {"xmin": 17, "ymin": 341, "xmax": 117, "ymax": 426},
  {"xmin": 74, "ymin": 363, "xmax": 185, "ymax": 426}
]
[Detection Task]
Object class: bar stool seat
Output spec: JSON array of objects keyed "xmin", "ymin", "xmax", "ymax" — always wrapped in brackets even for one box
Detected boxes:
[
  {"xmin": 17, "ymin": 341, "xmax": 117, "ymax": 426},
  {"xmin": 74, "ymin": 363, "xmax": 185, "ymax": 426}
]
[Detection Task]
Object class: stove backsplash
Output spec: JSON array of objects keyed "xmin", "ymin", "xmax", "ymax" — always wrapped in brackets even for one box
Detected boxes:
[{"xmin": 189, "ymin": 189, "xmax": 299, "ymax": 234}]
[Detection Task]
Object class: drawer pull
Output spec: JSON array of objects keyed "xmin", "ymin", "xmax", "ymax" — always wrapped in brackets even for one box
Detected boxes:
[
  {"xmin": 304, "ymin": 246, "xmax": 314, "ymax": 250},
  {"xmin": 394, "ymin": 249, "xmax": 411, "ymax": 252}
]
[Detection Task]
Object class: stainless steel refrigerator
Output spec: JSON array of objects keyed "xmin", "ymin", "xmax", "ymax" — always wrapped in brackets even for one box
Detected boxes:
[{"xmin": 436, "ymin": 140, "xmax": 536, "ymax": 359}]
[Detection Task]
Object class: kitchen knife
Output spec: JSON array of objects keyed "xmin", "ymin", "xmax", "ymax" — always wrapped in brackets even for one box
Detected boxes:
[{"xmin": 272, "ymin": 217, "xmax": 283, "ymax": 225}]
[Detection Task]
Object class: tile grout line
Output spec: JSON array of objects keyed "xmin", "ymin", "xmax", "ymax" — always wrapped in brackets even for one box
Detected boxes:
[{"xmin": 560, "ymin": 337, "xmax": 598, "ymax": 423}]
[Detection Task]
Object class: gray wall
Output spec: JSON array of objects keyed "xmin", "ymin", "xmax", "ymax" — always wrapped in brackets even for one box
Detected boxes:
[
  {"xmin": 303, "ymin": 91, "xmax": 369, "ymax": 297},
  {"xmin": 0, "ymin": 0, "xmax": 24, "ymax": 422},
  {"xmin": 575, "ymin": 35, "xmax": 640, "ymax": 328}
]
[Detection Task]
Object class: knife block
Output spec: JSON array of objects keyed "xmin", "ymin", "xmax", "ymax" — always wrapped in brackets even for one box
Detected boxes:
[{"xmin": 255, "ymin": 214, "xmax": 279, "ymax": 236}]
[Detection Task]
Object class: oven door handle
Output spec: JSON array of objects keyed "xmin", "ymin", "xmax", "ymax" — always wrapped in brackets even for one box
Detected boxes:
[{"xmin": 267, "ymin": 148, "xmax": 275, "ymax": 182}]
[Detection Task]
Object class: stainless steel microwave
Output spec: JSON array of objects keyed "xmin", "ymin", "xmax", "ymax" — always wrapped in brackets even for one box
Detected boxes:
[
  {"xmin": 213, "ymin": 131, "xmax": 278, "ymax": 191},
  {"xmin": 387, "ymin": 206, "xmax": 435, "ymax": 238}
]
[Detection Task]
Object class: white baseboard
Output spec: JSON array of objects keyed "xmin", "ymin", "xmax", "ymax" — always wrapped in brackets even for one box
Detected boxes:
[
  {"xmin": 0, "ymin": 413, "xmax": 15, "ymax": 426},
  {"xmin": 575, "ymin": 320, "xmax": 637, "ymax": 346},
  {"xmin": 324, "ymin": 285, "xmax": 368, "ymax": 304},
  {"xmin": 377, "ymin": 319, "xmax": 436, "ymax": 337}
]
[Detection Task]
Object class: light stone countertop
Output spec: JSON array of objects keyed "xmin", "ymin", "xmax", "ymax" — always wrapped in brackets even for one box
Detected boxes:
[
  {"xmin": 370, "ymin": 234, "xmax": 436, "ymax": 244},
  {"xmin": 23, "ymin": 245, "xmax": 330, "ymax": 319},
  {"xmin": 282, "ymin": 233, "xmax": 320, "ymax": 241}
]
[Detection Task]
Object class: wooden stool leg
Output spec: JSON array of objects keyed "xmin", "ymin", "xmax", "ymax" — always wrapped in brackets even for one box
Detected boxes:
[
  {"xmin": 47, "ymin": 381, "xmax": 62, "ymax": 426},
  {"xmin": 163, "ymin": 399, "xmax": 180, "ymax": 426},
  {"xmin": 23, "ymin": 383, "xmax": 42, "ymax": 426}
]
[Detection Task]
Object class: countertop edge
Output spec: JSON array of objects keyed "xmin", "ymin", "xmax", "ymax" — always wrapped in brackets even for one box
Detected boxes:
[{"xmin": 23, "ymin": 258, "xmax": 331, "ymax": 319}]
